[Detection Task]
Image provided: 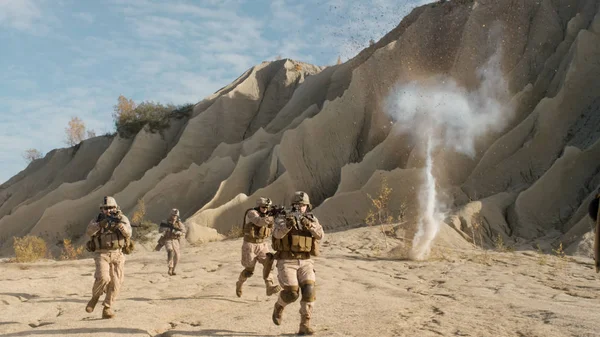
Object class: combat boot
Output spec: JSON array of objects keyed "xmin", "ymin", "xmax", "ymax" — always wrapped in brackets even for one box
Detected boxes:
[
  {"xmin": 171, "ymin": 269, "xmax": 177, "ymax": 276},
  {"xmin": 235, "ymin": 280, "xmax": 244, "ymax": 297},
  {"xmin": 298, "ymin": 315, "xmax": 314, "ymax": 335},
  {"xmin": 265, "ymin": 281, "xmax": 282, "ymax": 296},
  {"xmin": 85, "ymin": 295, "xmax": 99, "ymax": 313},
  {"xmin": 168, "ymin": 267, "xmax": 173, "ymax": 276},
  {"xmin": 272, "ymin": 303, "xmax": 284, "ymax": 325},
  {"xmin": 102, "ymin": 306, "xmax": 115, "ymax": 319}
]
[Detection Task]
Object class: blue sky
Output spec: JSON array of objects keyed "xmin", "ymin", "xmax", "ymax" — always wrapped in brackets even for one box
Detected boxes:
[{"xmin": 0, "ymin": 0, "xmax": 429, "ymax": 184}]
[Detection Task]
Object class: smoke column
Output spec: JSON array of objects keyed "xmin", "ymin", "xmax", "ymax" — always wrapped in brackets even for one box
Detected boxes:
[{"xmin": 386, "ymin": 47, "xmax": 513, "ymax": 260}]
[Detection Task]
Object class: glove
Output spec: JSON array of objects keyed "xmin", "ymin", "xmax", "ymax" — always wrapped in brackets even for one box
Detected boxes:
[
  {"xmin": 300, "ymin": 216, "xmax": 314, "ymax": 229},
  {"xmin": 285, "ymin": 216, "xmax": 296, "ymax": 229},
  {"xmin": 97, "ymin": 218, "xmax": 109, "ymax": 228}
]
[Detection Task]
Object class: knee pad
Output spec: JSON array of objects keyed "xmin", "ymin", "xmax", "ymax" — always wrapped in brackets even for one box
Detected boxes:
[
  {"xmin": 280, "ymin": 286, "xmax": 300, "ymax": 303},
  {"xmin": 300, "ymin": 281, "xmax": 316, "ymax": 302},
  {"xmin": 242, "ymin": 268, "xmax": 254, "ymax": 278}
]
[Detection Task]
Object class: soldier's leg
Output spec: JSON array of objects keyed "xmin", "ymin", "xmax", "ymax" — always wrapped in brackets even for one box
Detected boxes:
[
  {"xmin": 272, "ymin": 260, "xmax": 299, "ymax": 326},
  {"xmin": 102, "ymin": 251, "xmax": 125, "ymax": 318},
  {"xmin": 236, "ymin": 242, "xmax": 257, "ymax": 297},
  {"xmin": 298, "ymin": 259, "xmax": 316, "ymax": 335},
  {"xmin": 165, "ymin": 240, "xmax": 175, "ymax": 275},
  {"xmin": 171, "ymin": 239, "xmax": 180, "ymax": 275},
  {"xmin": 256, "ymin": 243, "xmax": 281, "ymax": 296},
  {"xmin": 87, "ymin": 253, "xmax": 110, "ymax": 313}
]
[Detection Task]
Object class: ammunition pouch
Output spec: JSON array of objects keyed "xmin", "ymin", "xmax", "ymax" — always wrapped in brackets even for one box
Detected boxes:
[
  {"xmin": 122, "ymin": 237, "xmax": 134, "ymax": 255},
  {"xmin": 310, "ymin": 239, "xmax": 320, "ymax": 257},
  {"xmin": 86, "ymin": 239, "xmax": 96, "ymax": 252},
  {"xmin": 243, "ymin": 208, "xmax": 273, "ymax": 241},
  {"xmin": 272, "ymin": 225, "xmax": 316, "ymax": 259}
]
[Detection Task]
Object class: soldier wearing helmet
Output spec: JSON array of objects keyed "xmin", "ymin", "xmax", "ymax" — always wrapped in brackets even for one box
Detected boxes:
[
  {"xmin": 271, "ymin": 191, "xmax": 324, "ymax": 335},
  {"xmin": 157, "ymin": 208, "xmax": 186, "ymax": 276},
  {"xmin": 85, "ymin": 196, "xmax": 132, "ymax": 319},
  {"xmin": 236, "ymin": 197, "xmax": 282, "ymax": 298}
]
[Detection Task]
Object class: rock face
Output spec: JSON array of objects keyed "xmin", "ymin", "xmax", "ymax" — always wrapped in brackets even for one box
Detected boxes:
[{"xmin": 2, "ymin": 1, "xmax": 600, "ymax": 257}]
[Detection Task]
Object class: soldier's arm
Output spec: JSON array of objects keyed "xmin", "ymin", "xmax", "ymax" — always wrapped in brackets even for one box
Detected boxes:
[
  {"xmin": 117, "ymin": 215, "xmax": 133, "ymax": 238},
  {"xmin": 174, "ymin": 221, "xmax": 186, "ymax": 237},
  {"xmin": 247, "ymin": 209, "xmax": 274, "ymax": 227},
  {"xmin": 307, "ymin": 216, "xmax": 324, "ymax": 240},
  {"xmin": 273, "ymin": 216, "xmax": 291, "ymax": 239},
  {"xmin": 86, "ymin": 219, "xmax": 100, "ymax": 237}
]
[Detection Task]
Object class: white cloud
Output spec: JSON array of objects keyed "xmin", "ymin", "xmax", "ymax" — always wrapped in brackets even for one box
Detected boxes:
[
  {"xmin": 0, "ymin": 0, "xmax": 43, "ymax": 32},
  {"xmin": 130, "ymin": 15, "xmax": 185, "ymax": 38},
  {"xmin": 74, "ymin": 12, "xmax": 94, "ymax": 24},
  {"xmin": 0, "ymin": 0, "xmax": 433, "ymax": 184},
  {"xmin": 270, "ymin": 0, "xmax": 305, "ymax": 31}
]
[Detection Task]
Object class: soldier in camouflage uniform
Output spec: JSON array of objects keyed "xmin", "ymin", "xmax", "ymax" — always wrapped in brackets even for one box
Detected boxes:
[
  {"xmin": 236, "ymin": 197, "xmax": 282, "ymax": 297},
  {"xmin": 158, "ymin": 208, "xmax": 186, "ymax": 276},
  {"xmin": 271, "ymin": 191, "xmax": 324, "ymax": 335},
  {"xmin": 85, "ymin": 196, "xmax": 132, "ymax": 319}
]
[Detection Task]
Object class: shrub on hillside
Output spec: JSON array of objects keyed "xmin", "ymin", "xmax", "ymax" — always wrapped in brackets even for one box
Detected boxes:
[
  {"xmin": 13, "ymin": 236, "xmax": 48, "ymax": 263},
  {"xmin": 113, "ymin": 95, "xmax": 194, "ymax": 138}
]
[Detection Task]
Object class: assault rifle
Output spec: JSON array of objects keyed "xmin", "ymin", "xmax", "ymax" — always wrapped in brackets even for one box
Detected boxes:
[
  {"xmin": 97, "ymin": 213, "xmax": 124, "ymax": 231},
  {"xmin": 277, "ymin": 207, "xmax": 313, "ymax": 231},
  {"xmin": 159, "ymin": 221, "xmax": 183, "ymax": 233},
  {"xmin": 266, "ymin": 204, "xmax": 286, "ymax": 217}
]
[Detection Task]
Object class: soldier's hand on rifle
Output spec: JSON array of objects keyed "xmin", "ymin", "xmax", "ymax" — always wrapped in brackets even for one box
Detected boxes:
[
  {"xmin": 285, "ymin": 215, "xmax": 296, "ymax": 229},
  {"xmin": 300, "ymin": 216, "xmax": 315, "ymax": 230}
]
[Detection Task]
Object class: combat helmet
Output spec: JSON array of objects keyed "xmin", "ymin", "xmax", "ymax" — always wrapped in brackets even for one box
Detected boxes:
[
  {"xmin": 292, "ymin": 191, "xmax": 311, "ymax": 209},
  {"xmin": 100, "ymin": 196, "xmax": 118, "ymax": 209},
  {"xmin": 256, "ymin": 197, "xmax": 272, "ymax": 208}
]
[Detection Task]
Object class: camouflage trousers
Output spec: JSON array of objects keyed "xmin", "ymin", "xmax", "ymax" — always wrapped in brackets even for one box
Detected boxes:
[
  {"xmin": 91, "ymin": 250, "xmax": 125, "ymax": 309},
  {"xmin": 165, "ymin": 239, "xmax": 181, "ymax": 270},
  {"xmin": 276, "ymin": 259, "xmax": 316, "ymax": 318},
  {"xmin": 240, "ymin": 241, "xmax": 274, "ymax": 283}
]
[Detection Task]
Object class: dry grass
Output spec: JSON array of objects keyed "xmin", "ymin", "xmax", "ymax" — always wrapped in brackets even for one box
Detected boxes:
[
  {"xmin": 133, "ymin": 220, "xmax": 158, "ymax": 243},
  {"xmin": 12, "ymin": 235, "xmax": 48, "ymax": 263},
  {"xmin": 226, "ymin": 225, "xmax": 244, "ymax": 239},
  {"xmin": 60, "ymin": 239, "xmax": 85, "ymax": 260}
]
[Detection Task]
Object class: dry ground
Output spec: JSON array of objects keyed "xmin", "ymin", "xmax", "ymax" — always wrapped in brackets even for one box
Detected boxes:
[{"xmin": 2, "ymin": 225, "xmax": 600, "ymax": 337}]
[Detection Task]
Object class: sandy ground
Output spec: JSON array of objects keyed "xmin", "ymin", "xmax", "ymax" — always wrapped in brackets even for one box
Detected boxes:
[{"xmin": 2, "ymin": 225, "xmax": 600, "ymax": 337}]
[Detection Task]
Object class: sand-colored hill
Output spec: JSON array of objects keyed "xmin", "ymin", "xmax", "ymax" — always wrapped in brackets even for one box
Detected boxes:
[{"xmin": 1, "ymin": 0, "xmax": 600, "ymax": 261}]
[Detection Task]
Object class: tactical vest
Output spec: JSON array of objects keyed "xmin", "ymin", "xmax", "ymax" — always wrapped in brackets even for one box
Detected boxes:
[
  {"xmin": 90, "ymin": 212, "xmax": 127, "ymax": 251},
  {"xmin": 243, "ymin": 208, "xmax": 273, "ymax": 243},
  {"xmin": 161, "ymin": 220, "xmax": 184, "ymax": 240},
  {"xmin": 272, "ymin": 212, "xmax": 319, "ymax": 259}
]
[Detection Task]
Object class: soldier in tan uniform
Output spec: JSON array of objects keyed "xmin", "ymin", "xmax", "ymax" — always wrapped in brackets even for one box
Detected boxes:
[
  {"xmin": 236, "ymin": 197, "xmax": 282, "ymax": 297},
  {"xmin": 271, "ymin": 191, "xmax": 324, "ymax": 335},
  {"xmin": 85, "ymin": 196, "xmax": 132, "ymax": 319},
  {"xmin": 157, "ymin": 208, "xmax": 186, "ymax": 276}
]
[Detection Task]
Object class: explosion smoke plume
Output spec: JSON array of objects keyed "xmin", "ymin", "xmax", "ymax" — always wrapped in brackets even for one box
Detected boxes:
[{"xmin": 386, "ymin": 43, "xmax": 513, "ymax": 260}]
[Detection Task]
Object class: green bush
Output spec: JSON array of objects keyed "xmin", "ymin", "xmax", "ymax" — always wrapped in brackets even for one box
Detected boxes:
[{"xmin": 114, "ymin": 100, "xmax": 193, "ymax": 138}]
